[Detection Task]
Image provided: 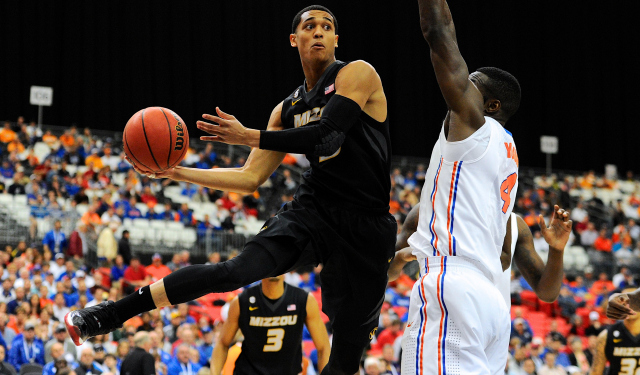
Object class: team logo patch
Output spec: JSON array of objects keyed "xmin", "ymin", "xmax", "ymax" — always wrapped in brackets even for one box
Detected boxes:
[
  {"xmin": 324, "ymin": 83, "xmax": 335, "ymax": 95},
  {"xmin": 249, "ymin": 296, "xmax": 256, "ymax": 304},
  {"xmin": 369, "ymin": 327, "xmax": 378, "ymax": 340},
  {"xmin": 287, "ymin": 304, "xmax": 296, "ymax": 311},
  {"xmin": 614, "ymin": 330, "xmax": 620, "ymax": 337},
  {"xmin": 294, "ymin": 88, "xmax": 300, "ymax": 98}
]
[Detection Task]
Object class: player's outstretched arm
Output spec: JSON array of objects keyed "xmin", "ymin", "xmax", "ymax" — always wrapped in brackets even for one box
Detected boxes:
[
  {"xmin": 607, "ymin": 290, "xmax": 640, "ymax": 320},
  {"xmin": 418, "ymin": 0, "xmax": 485, "ymax": 141},
  {"xmin": 590, "ymin": 329, "xmax": 608, "ymax": 375},
  {"xmin": 210, "ymin": 297, "xmax": 240, "ymax": 375},
  {"xmin": 388, "ymin": 203, "xmax": 420, "ymax": 281},
  {"xmin": 196, "ymin": 61, "xmax": 384, "ymax": 157},
  {"xmin": 513, "ymin": 206, "xmax": 572, "ymax": 303},
  {"xmin": 129, "ymin": 103, "xmax": 286, "ymax": 194},
  {"xmin": 305, "ymin": 293, "xmax": 330, "ymax": 373}
]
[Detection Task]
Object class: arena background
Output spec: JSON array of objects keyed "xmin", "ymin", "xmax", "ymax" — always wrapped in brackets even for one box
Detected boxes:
[{"xmin": 1, "ymin": 1, "xmax": 638, "ymax": 172}]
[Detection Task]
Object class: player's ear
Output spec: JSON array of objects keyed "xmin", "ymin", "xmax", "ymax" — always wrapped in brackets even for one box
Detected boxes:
[
  {"xmin": 290, "ymin": 34, "xmax": 297, "ymax": 47},
  {"xmin": 485, "ymin": 99, "xmax": 501, "ymax": 114},
  {"xmin": 334, "ymin": 35, "xmax": 339, "ymax": 48}
]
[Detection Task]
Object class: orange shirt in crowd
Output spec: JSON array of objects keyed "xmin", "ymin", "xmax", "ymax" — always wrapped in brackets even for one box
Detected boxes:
[
  {"xmin": 389, "ymin": 200, "xmax": 401, "ymax": 215},
  {"xmin": 7, "ymin": 140, "xmax": 25, "ymax": 153},
  {"xmin": 60, "ymin": 133, "xmax": 76, "ymax": 148},
  {"xmin": 85, "ymin": 154, "xmax": 104, "ymax": 170},
  {"xmin": 0, "ymin": 128, "xmax": 17, "ymax": 143},
  {"xmin": 42, "ymin": 133, "xmax": 58, "ymax": 146},
  {"xmin": 145, "ymin": 264, "xmax": 172, "ymax": 282},
  {"xmin": 593, "ymin": 236, "xmax": 612, "ymax": 252},
  {"xmin": 590, "ymin": 280, "xmax": 615, "ymax": 296},
  {"xmin": 82, "ymin": 211, "xmax": 102, "ymax": 227}
]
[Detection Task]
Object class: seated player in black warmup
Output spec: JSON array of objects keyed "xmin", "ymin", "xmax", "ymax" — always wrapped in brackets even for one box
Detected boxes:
[
  {"xmin": 592, "ymin": 287, "xmax": 640, "ymax": 375},
  {"xmin": 210, "ymin": 275, "xmax": 330, "ymax": 375},
  {"xmin": 65, "ymin": 5, "xmax": 396, "ymax": 375}
]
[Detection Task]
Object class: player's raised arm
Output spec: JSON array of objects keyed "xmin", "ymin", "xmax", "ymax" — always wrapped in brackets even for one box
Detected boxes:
[
  {"xmin": 195, "ymin": 61, "xmax": 384, "ymax": 157},
  {"xmin": 304, "ymin": 293, "xmax": 330, "ymax": 373},
  {"xmin": 418, "ymin": 0, "xmax": 485, "ymax": 140},
  {"xmin": 130, "ymin": 103, "xmax": 286, "ymax": 194},
  {"xmin": 210, "ymin": 297, "xmax": 240, "ymax": 375},
  {"xmin": 513, "ymin": 206, "xmax": 571, "ymax": 302}
]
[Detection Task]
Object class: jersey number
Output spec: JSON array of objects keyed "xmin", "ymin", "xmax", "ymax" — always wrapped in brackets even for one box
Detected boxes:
[
  {"xmin": 500, "ymin": 173, "xmax": 517, "ymax": 214},
  {"xmin": 263, "ymin": 328, "xmax": 285, "ymax": 352},
  {"xmin": 619, "ymin": 358, "xmax": 640, "ymax": 375}
]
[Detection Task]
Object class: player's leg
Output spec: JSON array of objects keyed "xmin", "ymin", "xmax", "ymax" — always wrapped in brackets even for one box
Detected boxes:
[{"xmin": 65, "ymin": 241, "xmax": 287, "ymax": 345}]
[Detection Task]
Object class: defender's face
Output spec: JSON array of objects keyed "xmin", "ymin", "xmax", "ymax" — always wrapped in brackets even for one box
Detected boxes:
[{"xmin": 291, "ymin": 10, "xmax": 338, "ymax": 63}]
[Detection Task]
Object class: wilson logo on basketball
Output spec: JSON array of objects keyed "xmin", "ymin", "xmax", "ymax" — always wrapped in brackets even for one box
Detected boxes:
[{"xmin": 174, "ymin": 122, "xmax": 185, "ymax": 151}]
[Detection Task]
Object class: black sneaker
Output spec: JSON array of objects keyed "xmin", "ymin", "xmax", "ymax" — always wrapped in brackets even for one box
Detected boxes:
[{"xmin": 64, "ymin": 301, "xmax": 122, "ymax": 346}]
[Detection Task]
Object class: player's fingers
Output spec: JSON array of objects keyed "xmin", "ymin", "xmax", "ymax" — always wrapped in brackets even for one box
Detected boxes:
[
  {"xmin": 200, "ymin": 136, "xmax": 221, "ymax": 142},
  {"xmin": 538, "ymin": 214, "xmax": 547, "ymax": 232},
  {"xmin": 216, "ymin": 107, "xmax": 235, "ymax": 120},
  {"xmin": 201, "ymin": 115, "xmax": 227, "ymax": 125}
]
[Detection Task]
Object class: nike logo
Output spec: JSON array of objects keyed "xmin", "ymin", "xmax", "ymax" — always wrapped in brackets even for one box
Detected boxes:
[
  {"xmin": 292, "ymin": 99, "xmax": 301, "ymax": 106},
  {"xmin": 388, "ymin": 257, "xmax": 393, "ymax": 263},
  {"xmin": 407, "ymin": 322, "xmax": 413, "ymax": 327},
  {"xmin": 139, "ymin": 288, "xmax": 143, "ymax": 295},
  {"xmin": 249, "ymin": 306, "xmax": 259, "ymax": 311},
  {"xmin": 614, "ymin": 339, "xmax": 623, "ymax": 343}
]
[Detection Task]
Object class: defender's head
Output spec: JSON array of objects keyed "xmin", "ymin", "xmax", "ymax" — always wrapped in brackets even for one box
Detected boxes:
[
  {"xmin": 469, "ymin": 67, "xmax": 521, "ymax": 123},
  {"xmin": 290, "ymin": 6, "xmax": 338, "ymax": 64}
]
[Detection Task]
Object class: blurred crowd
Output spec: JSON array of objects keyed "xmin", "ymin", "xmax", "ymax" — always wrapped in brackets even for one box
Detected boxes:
[{"xmin": 4, "ymin": 116, "xmax": 640, "ymax": 374}]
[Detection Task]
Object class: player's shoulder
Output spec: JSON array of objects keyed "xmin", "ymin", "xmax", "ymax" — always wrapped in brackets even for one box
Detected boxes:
[{"xmin": 338, "ymin": 60, "xmax": 379, "ymax": 81}]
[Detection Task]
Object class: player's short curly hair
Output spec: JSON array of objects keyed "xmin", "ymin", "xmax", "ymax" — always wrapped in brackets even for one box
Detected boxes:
[
  {"xmin": 292, "ymin": 5, "xmax": 338, "ymax": 34},
  {"xmin": 476, "ymin": 67, "xmax": 521, "ymax": 119}
]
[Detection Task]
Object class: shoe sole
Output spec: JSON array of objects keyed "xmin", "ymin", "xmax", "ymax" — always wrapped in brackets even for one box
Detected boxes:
[{"xmin": 64, "ymin": 312, "xmax": 84, "ymax": 346}]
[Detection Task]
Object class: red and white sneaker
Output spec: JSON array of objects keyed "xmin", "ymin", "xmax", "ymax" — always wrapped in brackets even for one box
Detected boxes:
[{"xmin": 64, "ymin": 301, "xmax": 122, "ymax": 346}]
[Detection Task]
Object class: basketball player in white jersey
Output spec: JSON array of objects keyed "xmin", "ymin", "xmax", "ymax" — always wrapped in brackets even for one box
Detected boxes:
[{"xmin": 395, "ymin": 0, "xmax": 524, "ymax": 372}]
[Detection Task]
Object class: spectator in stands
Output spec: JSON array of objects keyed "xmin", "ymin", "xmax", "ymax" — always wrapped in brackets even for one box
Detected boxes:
[
  {"xmin": 100, "ymin": 207, "xmax": 121, "ymax": 228},
  {"xmin": 42, "ymin": 342, "xmax": 67, "ymax": 375},
  {"xmin": 197, "ymin": 326, "xmax": 214, "ymax": 368},
  {"xmin": 593, "ymin": 229, "xmax": 613, "ymax": 252},
  {"xmin": 42, "ymin": 220, "xmax": 67, "ymax": 256},
  {"xmin": 0, "ymin": 123, "xmax": 16, "ymax": 144},
  {"xmin": 111, "ymin": 254, "xmax": 127, "ymax": 282},
  {"xmin": 56, "ymin": 261, "xmax": 76, "ymax": 281},
  {"xmin": 0, "ymin": 161, "xmax": 13, "ymax": 179},
  {"xmin": 538, "ymin": 351, "xmax": 565, "ymax": 375},
  {"xmin": 373, "ymin": 319, "xmax": 402, "ymax": 352},
  {"xmin": 125, "ymin": 197, "xmax": 143, "ymax": 219},
  {"xmin": 176, "ymin": 203, "xmax": 195, "ymax": 227},
  {"xmin": 558, "ymin": 286, "xmax": 584, "ymax": 319},
  {"xmin": 97, "ymin": 222, "xmax": 118, "ymax": 261},
  {"xmin": 0, "ymin": 345, "xmax": 17, "ymax": 375},
  {"xmin": 8, "ymin": 322, "xmax": 45, "ymax": 371},
  {"xmin": 0, "ymin": 314, "xmax": 16, "ymax": 346},
  {"xmin": 157, "ymin": 202, "xmax": 176, "ymax": 221},
  {"xmin": 118, "ymin": 230, "xmax": 132, "ymax": 266},
  {"xmin": 511, "ymin": 317, "xmax": 533, "ymax": 345},
  {"xmin": 590, "ymin": 273, "xmax": 615, "ymax": 305},
  {"xmin": 167, "ymin": 344, "xmax": 201, "ymax": 375},
  {"xmin": 75, "ymin": 347, "xmax": 102, "ymax": 375},
  {"xmin": 166, "ymin": 253, "xmax": 181, "ymax": 272},
  {"xmin": 52, "ymin": 291, "xmax": 70, "ymax": 321},
  {"xmin": 568, "ymin": 336, "xmax": 592, "ymax": 371},
  {"xmin": 146, "ymin": 253, "xmax": 172, "ymax": 283},
  {"xmin": 0, "ymin": 280, "xmax": 14, "ymax": 304},
  {"xmin": 139, "ymin": 186, "xmax": 158, "ymax": 207},
  {"xmin": 122, "ymin": 257, "xmax": 150, "ymax": 295},
  {"xmin": 584, "ymin": 311, "xmax": 604, "ymax": 336},
  {"xmin": 363, "ymin": 356, "xmax": 384, "ymax": 375},
  {"xmin": 178, "ymin": 251, "xmax": 191, "ymax": 268},
  {"xmin": 6, "ymin": 287, "xmax": 27, "ymax": 315},
  {"xmin": 44, "ymin": 324, "xmax": 76, "ymax": 363},
  {"xmin": 29, "ymin": 194, "xmax": 49, "ymax": 239},
  {"xmin": 120, "ymin": 331, "xmax": 155, "ymax": 375},
  {"xmin": 7, "ymin": 172, "xmax": 26, "ymax": 195},
  {"xmin": 49, "ymin": 253, "xmax": 66, "ymax": 279}
]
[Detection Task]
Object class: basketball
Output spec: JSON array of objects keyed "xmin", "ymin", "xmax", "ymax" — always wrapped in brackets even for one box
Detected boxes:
[{"xmin": 123, "ymin": 107, "xmax": 189, "ymax": 173}]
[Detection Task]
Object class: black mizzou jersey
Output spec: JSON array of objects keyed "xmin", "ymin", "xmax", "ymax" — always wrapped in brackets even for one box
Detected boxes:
[
  {"xmin": 280, "ymin": 60, "xmax": 392, "ymax": 213},
  {"xmin": 235, "ymin": 283, "xmax": 308, "ymax": 375},
  {"xmin": 605, "ymin": 321, "xmax": 640, "ymax": 375}
]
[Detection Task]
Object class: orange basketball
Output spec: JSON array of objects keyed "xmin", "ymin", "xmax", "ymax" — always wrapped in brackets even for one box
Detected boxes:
[{"xmin": 123, "ymin": 107, "xmax": 189, "ymax": 173}]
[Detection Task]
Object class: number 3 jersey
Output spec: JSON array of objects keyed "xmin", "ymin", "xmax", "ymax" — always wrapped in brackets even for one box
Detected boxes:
[
  {"xmin": 235, "ymin": 283, "xmax": 308, "ymax": 375},
  {"xmin": 408, "ymin": 118, "xmax": 518, "ymax": 282},
  {"xmin": 605, "ymin": 321, "xmax": 640, "ymax": 375}
]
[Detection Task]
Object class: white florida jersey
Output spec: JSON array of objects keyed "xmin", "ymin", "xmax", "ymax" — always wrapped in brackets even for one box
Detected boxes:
[{"xmin": 408, "ymin": 117, "xmax": 519, "ymax": 282}]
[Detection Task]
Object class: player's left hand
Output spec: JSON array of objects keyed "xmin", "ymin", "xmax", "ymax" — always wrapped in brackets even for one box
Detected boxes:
[
  {"xmin": 197, "ymin": 108, "xmax": 260, "ymax": 148},
  {"xmin": 538, "ymin": 205, "xmax": 573, "ymax": 251},
  {"xmin": 607, "ymin": 293, "xmax": 637, "ymax": 320}
]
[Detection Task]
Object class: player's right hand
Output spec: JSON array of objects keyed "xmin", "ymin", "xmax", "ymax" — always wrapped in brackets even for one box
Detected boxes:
[
  {"xmin": 125, "ymin": 155, "xmax": 176, "ymax": 180},
  {"xmin": 607, "ymin": 293, "xmax": 637, "ymax": 320},
  {"xmin": 538, "ymin": 205, "xmax": 573, "ymax": 251}
]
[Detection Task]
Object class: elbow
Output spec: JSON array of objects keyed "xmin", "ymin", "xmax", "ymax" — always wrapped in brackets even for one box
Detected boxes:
[
  {"xmin": 314, "ymin": 130, "xmax": 345, "ymax": 157},
  {"xmin": 539, "ymin": 294, "xmax": 558, "ymax": 304},
  {"xmin": 422, "ymin": 24, "xmax": 450, "ymax": 45}
]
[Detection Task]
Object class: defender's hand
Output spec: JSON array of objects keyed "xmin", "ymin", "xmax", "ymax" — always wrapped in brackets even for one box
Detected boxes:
[
  {"xmin": 197, "ymin": 108, "xmax": 260, "ymax": 148},
  {"xmin": 607, "ymin": 293, "xmax": 637, "ymax": 320},
  {"xmin": 538, "ymin": 205, "xmax": 573, "ymax": 250}
]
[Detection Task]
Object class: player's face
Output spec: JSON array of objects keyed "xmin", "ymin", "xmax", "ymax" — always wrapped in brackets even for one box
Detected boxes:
[{"xmin": 291, "ymin": 10, "xmax": 338, "ymax": 64}]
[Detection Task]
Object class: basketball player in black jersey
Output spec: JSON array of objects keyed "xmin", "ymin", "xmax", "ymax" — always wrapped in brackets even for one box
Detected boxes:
[
  {"xmin": 592, "ymin": 287, "xmax": 640, "ymax": 375},
  {"xmin": 210, "ymin": 275, "xmax": 330, "ymax": 375},
  {"xmin": 389, "ymin": 203, "xmax": 571, "ymax": 302},
  {"xmin": 66, "ymin": 5, "xmax": 396, "ymax": 374}
]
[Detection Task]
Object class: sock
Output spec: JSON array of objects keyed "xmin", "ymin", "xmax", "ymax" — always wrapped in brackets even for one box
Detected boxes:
[{"xmin": 113, "ymin": 286, "xmax": 156, "ymax": 323}]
